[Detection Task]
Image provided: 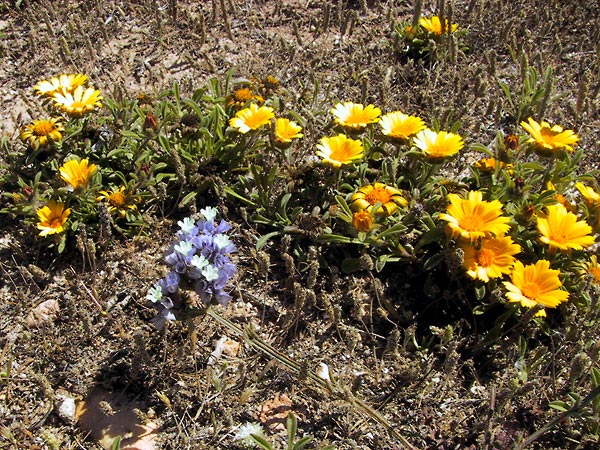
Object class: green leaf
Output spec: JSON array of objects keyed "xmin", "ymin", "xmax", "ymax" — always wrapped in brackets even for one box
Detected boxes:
[
  {"xmin": 250, "ymin": 434, "xmax": 273, "ymax": 450},
  {"xmin": 474, "ymin": 284, "xmax": 486, "ymax": 300},
  {"xmin": 287, "ymin": 413, "xmax": 298, "ymax": 450},
  {"xmin": 293, "ymin": 436, "xmax": 314, "ymax": 450},
  {"xmin": 156, "ymin": 172, "xmax": 177, "ymax": 182},
  {"xmin": 548, "ymin": 400, "xmax": 570, "ymax": 412},
  {"xmin": 178, "ymin": 191, "xmax": 197, "ymax": 208},
  {"xmin": 110, "ymin": 436, "xmax": 122, "ymax": 450},
  {"xmin": 414, "ymin": 228, "xmax": 444, "ymax": 250},
  {"xmin": 57, "ymin": 233, "xmax": 67, "ymax": 254},
  {"xmin": 317, "ymin": 233, "xmax": 355, "ymax": 244},
  {"xmin": 423, "ymin": 253, "xmax": 445, "ymax": 271},
  {"xmin": 341, "ymin": 258, "xmax": 363, "ymax": 274},
  {"xmin": 256, "ymin": 231, "xmax": 281, "ymax": 251}
]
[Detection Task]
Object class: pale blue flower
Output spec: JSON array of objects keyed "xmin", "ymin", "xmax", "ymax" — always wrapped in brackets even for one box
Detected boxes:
[
  {"xmin": 200, "ymin": 206, "xmax": 218, "ymax": 223},
  {"xmin": 177, "ymin": 217, "xmax": 196, "ymax": 234},
  {"xmin": 174, "ymin": 240, "xmax": 194, "ymax": 256},
  {"xmin": 202, "ymin": 264, "xmax": 220, "ymax": 282},
  {"xmin": 190, "ymin": 254, "xmax": 209, "ymax": 270},
  {"xmin": 148, "ymin": 208, "xmax": 238, "ymax": 327},
  {"xmin": 146, "ymin": 284, "xmax": 163, "ymax": 303}
]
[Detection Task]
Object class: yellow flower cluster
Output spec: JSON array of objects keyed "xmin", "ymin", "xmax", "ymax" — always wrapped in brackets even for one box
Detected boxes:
[
  {"xmin": 228, "ymin": 103, "xmax": 303, "ymax": 146},
  {"xmin": 315, "ymin": 101, "xmax": 464, "ymax": 168},
  {"xmin": 440, "ymin": 186, "xmax": 596, "ymax": 316},
  {"xmin": 34, "ymin": 73, "xmax": 103, "ymax": 117}
]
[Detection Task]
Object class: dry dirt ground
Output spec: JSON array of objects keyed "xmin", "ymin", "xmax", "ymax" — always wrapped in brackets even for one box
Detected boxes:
[{"xmin": 1, "ymin": 1, "xmax": 600, "ymax": 449}]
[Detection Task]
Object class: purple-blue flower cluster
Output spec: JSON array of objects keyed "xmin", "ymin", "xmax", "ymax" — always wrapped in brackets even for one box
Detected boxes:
[{"xmin": 146, "ymin": 207, "xmax": 237, "ymax": 328}]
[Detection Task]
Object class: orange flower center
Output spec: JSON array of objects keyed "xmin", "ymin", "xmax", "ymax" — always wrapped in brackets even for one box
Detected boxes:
[
  {"xmin": 330, "ymin": 143, "xmax": 353, "ymax": 162},
  {"xmin": 459, "ymin": 214, "xmax": 484, "ymax": 231},
  {"xmin": 539, "ymin": 126, "xmax": 557, "ymax": 143},
  {"xmin": 49, "ymin": 217, "xmax": 63, "ymax": 229},
  {"xmin": 520, "ymin": 282, "xmax": 541, "ymax": 301},
  {"xmin": 364, "ymin": 187, "xmax": 392, "ymax": 205},
  {"xmin": 475, "ymin": 248, "xmax": 495, "ymax": 267},
  {"xmin": 109, "ymin": 191, "xmax": 126, "ymax": 207},
  {"xmin": 549, "ymin": 229, "xmax": 568, "ymax": 244},
  {"xmin": 234, "ymin": 88, "xmax": 253, "ymax": 102},
  {"xmin": 33, "ymin": 121, "xmax": 54, "ymax": 136}
]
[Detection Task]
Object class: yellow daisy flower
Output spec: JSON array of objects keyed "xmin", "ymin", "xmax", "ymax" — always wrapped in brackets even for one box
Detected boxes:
[
  {"xmin": 461, "ymin": 236, "xmax": 521, "ymax": 283},
  {"xmin": 419, "ymin": 16, "xmax": 458, "ymax": 35},
  {"xmin": 59, "ymin": 158, "xmax": 98, "ymax": 191},
  {"xmin": 473, "ymin": 158, "xmax": 514, "ymax": 175},
  {"xmin": 53, "ymin": 85, "xmax": 103, "ymax": 116},
  {"xmin": 520, "ymin": 117, "xmax": 579, "ymax": 155},
  {"xmin": 226, "ymin": 87, "xmax": 264, "ymax": 109},
  {"xmin": 503, "ymin": 260, "xmax": 569, "ymax": 317},
  {"xmin": 352, "ymin": 211, "xmax": 375, "ymax": 232},
  {"xmin": 537, "ymin": 203, "xmax": 594, "ymax": 252},
  {"xmin": 20, "ymin": 118, "xmax": 64, "ymax": 148},
  {"xmin": 350, "ymin": 182, "xmax": 408, "ymax": 216},
  {"xmin": 315, "ymin": 134, "xmax": 364, "ymax": 168},
  {"xmin": 583, "ymin": 255, "xmax": 600, "ymax": 286},
  {"xmin": 575, "ymin": 182, "xmax": 600, "ymax": 208},
  {"xmin": 97, "ymin": 186, "xmax": 141, "ymax": 219},
  {"xmin": 439, "ymin": 191, "xmax": 511, "ymax": 243},
  {"xmin": 379, "ymin": 111, "xmax": 426, "ymax": 141},
  {"xmin": 274, "ymin": 118, "xmax": 303, "ymax": 144},
  {"xmin": 330, "ymin": 102, "xmax": 381, "ymax": 130},
  {"xmin": 36, "ymin": 200, "xmax": 71, "ymax": 237},
  {"xmin": 413, "ymin": 129, "xmax": 464, "ymax": 160},
  {"xmin": 34, "ymin": 73, "xmax": 89, "ymax": 98},
  {"xmin": 229, "ymin": 103, "xmax": 274, "ymax": 133}
]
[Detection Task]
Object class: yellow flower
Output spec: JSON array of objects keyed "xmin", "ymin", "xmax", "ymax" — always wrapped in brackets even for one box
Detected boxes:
[
  {"xmin": 20, "ymin": 118, "xmax": 64, "ymax": 148},
  {"xmin": 34, "ymin": 73, "xmax": 88, "ymax": 97},
  {"xmin": 419, "ymin": 16, "xmax": 458, "ymax": 35},
  {"xmin": 520, "ymin": 117, "xmax": 579, "ymax": 155},
  {"xmin": 36, "ymin": 200, "xmax": 71, "ymax": 237},
  {"xmin": 59, "ymin": 158, "xmax": 98, "ymax": 191},
  {"xmin": 274, "ymin": 118, "xmax": 303, "ymax": 144},
  {"xmin": 379, "ymin": 111, "xmax": 426, "ymax": 140},
  {"xmin": 229, "ymin": 103, "xmax": 274, "ymax": 133},
  {"xmin": 503, "ymin": 260, "xmax": 569, "ymax": 317},
  {"xmin": 53, "ymin": 85, "xmax": 103, "ymax": 116},
  {"xmin": 330, "ymin": 102, "xmax": 381, "ymax": 130},
  {"xmin": 226, "ymin": 87, "xmax": 264, "ymax": 109},
  {"xmin": 473, "ymin": 158, "xmax": 514, "ymax": 175},
  {"xmin": 315, "ymin": 134, "xmax": 364, "ymax": 168},
  {"xmin": 97, "ymin": 186, "xmax": 140, "ymax": 219},
  {"xmin": 352, "ymin": 211, "xmax": 375, "ymax": 232},
  {"xmin": 582, "ymin": 255, "xmax": 600, "ymax": 286},
  {"xmin": 350, "ymin": 182, "xmax": 407, "ymax": 216},
  {"xmin": 575, "ymin": 182, "xmax": 600, "ymax": 208},
  {"xmin": 461, "ymin": 236, "xmax": 521, "ymax": 283},
  {"xmin": 413, "ymin": 129, "xmax": 464, "ymax": 160},
  {"xmin": 439, "ymin": 191, "xmax": 511, "ymax": 243},
  {"xmin": 537, "ymin": 203, "xmax": 594, "ymax": 252}
]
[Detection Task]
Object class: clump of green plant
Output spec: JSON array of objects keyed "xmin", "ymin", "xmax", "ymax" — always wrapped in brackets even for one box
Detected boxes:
[
  {"xmin": 394, "ymin": 13, "xmax": 466, "ymax": 62},
  {"xmin": 0, "ymin": 71, "xmax": 303, "ymax": 253},
  {"xmin": 234, "ymin": 413, "xmax": 334, "ymax": 450}
]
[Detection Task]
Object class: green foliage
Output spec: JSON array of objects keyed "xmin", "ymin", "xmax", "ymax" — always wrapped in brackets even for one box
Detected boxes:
[
  {"xmin": 499, "ymin": 62, "xmax": 554, "ymax": 124},
  {"xmin": 393, "ymin": 14, "xmax": 468, "ymax": 63}
]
